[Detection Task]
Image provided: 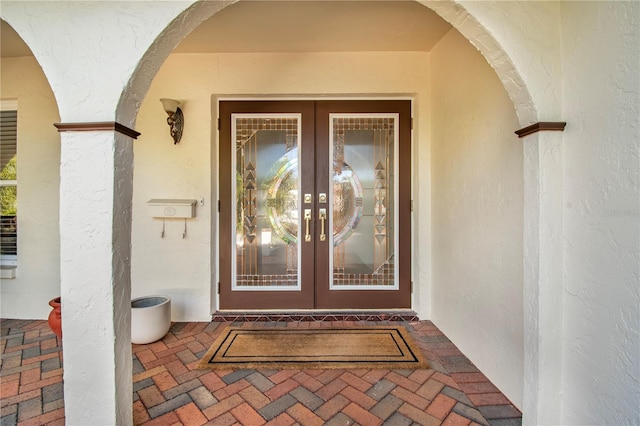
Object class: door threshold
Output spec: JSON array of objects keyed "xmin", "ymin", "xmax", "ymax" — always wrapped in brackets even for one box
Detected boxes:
[{"xmin": 211, "ymin": 310, "xmax": 419, "ymax": 323}]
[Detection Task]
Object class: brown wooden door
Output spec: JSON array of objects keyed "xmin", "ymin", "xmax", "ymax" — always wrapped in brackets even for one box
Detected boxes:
[{"xmin": 219, "ymin": 100, "xmax": 411, "ymax": 310}]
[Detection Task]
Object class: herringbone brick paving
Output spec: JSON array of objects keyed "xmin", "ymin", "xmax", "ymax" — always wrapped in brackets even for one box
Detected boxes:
[{"xmin": 1, "ymin": 319, "xmax": 522, "ymax": 425}]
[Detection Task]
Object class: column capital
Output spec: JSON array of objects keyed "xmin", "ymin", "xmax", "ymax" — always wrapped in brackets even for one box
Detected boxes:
[
  {"xmin": 54, "ymin": 122, "xmax": 140, "ymax": 139},
  {"xmin": 515, "ymin": 122, "xmax": 566, "ymax": 138}
]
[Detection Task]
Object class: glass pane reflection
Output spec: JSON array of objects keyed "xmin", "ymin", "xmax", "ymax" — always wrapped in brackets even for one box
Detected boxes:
[
  {"xmin": 331, "ymin": 116, "xmax": 397, "ymax": 289},
  {"xmin": 233, "ymin": 116, "xmax": 300, "ymax": 290}
]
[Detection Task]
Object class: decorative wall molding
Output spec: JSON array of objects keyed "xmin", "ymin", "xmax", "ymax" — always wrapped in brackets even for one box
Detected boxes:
[
  {"xmin": 515, "ymin": 122, "xmax": 566, "ymax": 138},
  {"xmin": 54, "ymin": 122, "xmax": 141, "ymax": 139}
]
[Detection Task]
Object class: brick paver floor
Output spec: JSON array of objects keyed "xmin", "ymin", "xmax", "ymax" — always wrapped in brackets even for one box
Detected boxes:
[{"xmin": 1, "ymin": 319, "xmax": 522, "ymax": 425}]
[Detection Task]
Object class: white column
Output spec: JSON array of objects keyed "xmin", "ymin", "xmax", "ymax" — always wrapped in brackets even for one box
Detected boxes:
[
  {"xmin": 521, "ymin": 130, "xmax": 564, "ymax": 425},
  {"xmin": 59, "ymin": 130, "xmax": 134, "ymax": 425}
]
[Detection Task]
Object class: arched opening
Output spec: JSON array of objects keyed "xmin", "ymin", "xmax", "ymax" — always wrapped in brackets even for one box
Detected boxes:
[
  {"xmin": 126, "ymin": 0, "xmax": 530, "ymax": 409},
  {"xmin": 0, "ymin": 19, "xmax": 62, "ymax": 319},
  {"xmin": 1, "ymin": 0, "xmax": 540, "ymax": 421}
]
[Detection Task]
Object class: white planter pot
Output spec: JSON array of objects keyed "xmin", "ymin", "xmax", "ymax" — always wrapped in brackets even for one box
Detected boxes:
[{"xmin": 131, "ymin": 296, "xmax": 171, "ymax": 344}]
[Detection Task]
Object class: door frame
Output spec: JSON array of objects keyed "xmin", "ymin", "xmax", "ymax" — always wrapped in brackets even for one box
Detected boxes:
[{"xmin": 214, "ymin": 96, "xmax": 414, "ymax": 311}]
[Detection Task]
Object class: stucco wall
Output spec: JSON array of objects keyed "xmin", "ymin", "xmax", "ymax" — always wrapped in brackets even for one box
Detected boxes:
[
  {"xmin": 0, "ymin": 56, "xmax": 61, "ymax": 319},
  {"xmin": 455, "ymin": 0, "xmax": 562, "ymax": 122},
  {"xmin": 132, "ymin": 51, "xmax": 432, "ymax": 321},
  {"xmin": 560, "ymin": 2, "xmax": 640, "ymax": 424},
  {"xmin": 430, "ymin": 29, "xmax": 524, "ymax": 408}
]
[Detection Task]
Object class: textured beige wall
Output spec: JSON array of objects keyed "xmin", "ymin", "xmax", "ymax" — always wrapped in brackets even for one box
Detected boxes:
[
  {"xmin": 0, "ymin": 56, "xmax": 61, "ymax": 318},
  {"xmin": 431, "ymin": 28, "xmax": 524, "ymax": 408},
  {"xmin": 560, "ymin": 2, "xmax": 640, "ymax": 424}
]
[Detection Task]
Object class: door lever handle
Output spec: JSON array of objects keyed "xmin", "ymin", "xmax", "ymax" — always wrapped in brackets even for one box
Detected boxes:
[
  {"xmin": 319, "ymin": 208, "xmax": 327, "ymax": 241},
  {"xmin": 304, "ymin": 209, "xmax": 312, "ymax": 242}
]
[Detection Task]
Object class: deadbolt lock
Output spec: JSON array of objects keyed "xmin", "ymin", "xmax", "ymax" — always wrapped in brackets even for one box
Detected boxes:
[
  {"xmin": 319, "ymin": 193, "xmax": 327, "ymax": 203},
  {"xmin": 304, "ymin": 193, "xmax": 312, "ymax": 204}
]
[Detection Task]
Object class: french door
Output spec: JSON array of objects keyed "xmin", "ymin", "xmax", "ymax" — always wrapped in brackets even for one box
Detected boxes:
[{"xmin": 219, "ymin": 100, "xmax": 411, "ymax": 310}]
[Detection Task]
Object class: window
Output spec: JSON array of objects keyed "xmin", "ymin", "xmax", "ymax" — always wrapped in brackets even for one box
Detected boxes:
[{"xmin": 1, "ymin": 104, "xmax": 17, "ymax": 269}]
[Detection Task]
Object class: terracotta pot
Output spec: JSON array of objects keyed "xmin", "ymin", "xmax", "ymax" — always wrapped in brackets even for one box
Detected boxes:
[{"xmin": 48, "ymin": 297, "xmax": 62, "ymax": 339}]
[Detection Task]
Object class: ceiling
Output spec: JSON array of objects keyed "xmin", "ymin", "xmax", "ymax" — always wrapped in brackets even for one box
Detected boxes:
[
  {"xmin": 173, "ymin": 1, "xmax": 451, "ymax": 53},
  {"xmin": 1, "ymin": 1, "xmax": 451, "ymax": 58}
]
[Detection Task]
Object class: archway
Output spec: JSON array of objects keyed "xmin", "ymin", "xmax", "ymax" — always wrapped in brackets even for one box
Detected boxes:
[
  {"xmin": 124, "ymin": 0, "xmax": 530, "ymax": 416},
  {"xmin": 2, "ymin": 1, "xmax": 549, "ymax": 424},
  {"xmin": 0, "ymin": 19, "xmax": 62, "ymax": 318}
]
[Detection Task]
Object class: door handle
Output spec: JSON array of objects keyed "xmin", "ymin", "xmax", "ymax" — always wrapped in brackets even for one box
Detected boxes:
[
  {"xmin": 319, "ymin": 208, "xmax": 327, "ymax": 241},
  {"xmin": 304, "ymin": 209, "xmax": 312, "ymax": 242}
]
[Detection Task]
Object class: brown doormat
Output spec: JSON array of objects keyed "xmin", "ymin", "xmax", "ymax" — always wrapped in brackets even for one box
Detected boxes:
[{"xmin": 196, "ymin": 326, "xmax": 429, "ymax": 370}]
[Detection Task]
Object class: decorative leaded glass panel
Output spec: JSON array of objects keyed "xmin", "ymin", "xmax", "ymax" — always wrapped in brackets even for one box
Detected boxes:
[
  {"xmin": 330, "ymin": 115, "xmax": 398, "ymax": 290},
  {"xmin": 232, "ymin": 115, "xmax": 301, "ymax": 290}
]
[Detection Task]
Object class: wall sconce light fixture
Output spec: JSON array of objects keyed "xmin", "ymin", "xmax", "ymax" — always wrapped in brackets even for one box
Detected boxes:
[{"xmin": 160, "ymin": 98, "xmax": 184, "ymax": 144}]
